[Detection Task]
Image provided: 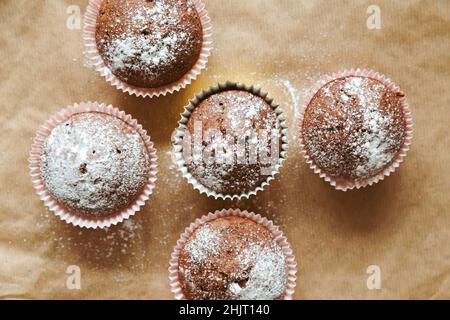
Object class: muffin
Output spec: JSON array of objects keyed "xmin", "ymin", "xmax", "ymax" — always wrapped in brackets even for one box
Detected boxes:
[
  {"xmin": 29, "ymin": 102, "xmax": 157, "ymax": 228},
  {"xmin": 174, "ymin": 83, "xmax": 287, "ymax": 199},
  {"xmin": 171, "ymin": 211, "xmax": 296, "ymax": 300},
  {"xmin": 300, "ymin": 70, "xmax": 412, "ymax": 190},
  {"xmin": 94, "ymin": 0, "xmax": 204, "ymax": 88}
]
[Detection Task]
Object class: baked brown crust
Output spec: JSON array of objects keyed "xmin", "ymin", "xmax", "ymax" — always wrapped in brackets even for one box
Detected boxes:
[
  {"xmin": 178, "ymin": 216, "xmax": 288, "ymax": 300},
  {"xmin": 302, "ymin": 76, "xmax": 406, "ymax": 181},
  {"xmin": 183, "ymin": 90, "xmax": 281, "ymax": 195},
  {"xmin": 95, "ymin": 0, "xmax": 203, "ymax": 88}
]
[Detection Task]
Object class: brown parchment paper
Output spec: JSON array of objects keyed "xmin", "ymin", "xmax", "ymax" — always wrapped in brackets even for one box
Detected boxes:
[{"xmin": 0, "ymin": 0, "xmax": 449, "ymax": 300}]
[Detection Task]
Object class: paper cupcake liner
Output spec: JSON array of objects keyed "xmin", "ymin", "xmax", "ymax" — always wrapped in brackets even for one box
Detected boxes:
[
  {"xmin": 83, "ymin": 0, "xmax": 213, "ymax": 98},
  {"xmin": 28, "ymin": 102, "xmax": 158, "ymax": 229},
  {"xmin": 172, "ymin": 81, "xmax": 288, "ymax": 200},
  {"xmin": 168, "ymin": 208, "xmax": 297, "ymax": 300},
  {"xmin": 298, "ymin": 68, "xmax": 413, "ymax": 191}
]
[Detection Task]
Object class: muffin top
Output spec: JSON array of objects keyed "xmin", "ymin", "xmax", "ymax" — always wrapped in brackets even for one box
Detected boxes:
[
  {"xmin": 301, "ymin": 76, "xmax": 407, "ymax": 181},
  {"xmin": 178, "ymin": 216, "xmax": 288, "ymax": 300},
  {"xmin": 40, "ymin": 112, "xmax": 150, "ymax": 217},
  {"xmin": 183, "ymin": 90, "xmax": 281, "ymax": 195},
  {"xmin": 95, "ymin": 0, "xmax": 203, "ymax": 88}
]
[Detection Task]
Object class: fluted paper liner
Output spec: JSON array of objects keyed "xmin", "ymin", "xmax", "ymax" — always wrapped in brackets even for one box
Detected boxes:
[
  {"xmin": 172, "ymin": 82, "xmax": 288, "ymax": 200},
  {"xmin": 28, "ymin": 102, "xmax": 158, "ymax": 229},
  {"xmin": 168, "ymin": 208, "xmax": 297, "ymax": 300},
  {"xmin": 299, "ymin": 69, "xmax": 413, "ymax": 191},
  {"xmin": 83, "ymin": 0, "xmax": 213, "ymax": 98}
]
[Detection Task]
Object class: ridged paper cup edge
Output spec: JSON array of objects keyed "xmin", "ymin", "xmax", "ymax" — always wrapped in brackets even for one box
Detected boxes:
[{"xmin": 172, "ymin": 81, "xmax": 288, "ymax": 200}]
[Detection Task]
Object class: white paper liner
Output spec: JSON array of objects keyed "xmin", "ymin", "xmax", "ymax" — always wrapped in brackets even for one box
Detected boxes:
[
  {"xmin": 28, "ymin": 102, "xmax": 158, "ymax": 229},
  {"xmin": 168, "ymin": 208, "xmax": 298, "ymax": 300},
  {"xmin": 298, "ymin": 68, "xmax": 413, "ymax": 191},
  {"xmin": 172, "ymin": 81, "xmax": 288, "ymax": 200},
  {"xmin": 83, "ymin": 0, "xmax": 213, "ymax": 98}
]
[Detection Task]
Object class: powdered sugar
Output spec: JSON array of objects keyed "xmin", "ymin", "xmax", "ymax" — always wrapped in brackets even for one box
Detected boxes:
[
  {"xmin": 280, "ymin": 79, "xmax": 301, "ymax": 119},
  {"xmin": 184, "ymin": 90, "xmax": 281, "ymax": 195},
  {"xmin": 40, "ymin": 112, "xmax": 150, "ymax": 216},
  {"xmin": 185, "ymin": 225, "xmax": 220, "ymax": 262},
  {"xmin": 232, "ymin": 243, "xmax": 287, "ymax": 300},
  {"xmin": 98, "ymin": 0, "xmax": 197, "ymax": 84},
  {"xmin": 106, "ymin": 29, "xmax": 185, "ymax": 75},
  {"xmin": 180, "ymin": 218, "xmax": 288, "ymax": 300},
  {"xmin": 302, "ymin": 76, "xmax": 406, "ymax": 180},
  {"xmin": 355, "ymin": 98, "xmax": 394, "ymax": 176}
]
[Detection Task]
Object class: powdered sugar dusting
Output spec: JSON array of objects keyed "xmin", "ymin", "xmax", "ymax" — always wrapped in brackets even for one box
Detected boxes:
[
  {"xmin": 96, "ymin": 0, "xmax": 200, "ymax": 86},
  {"xmin": 232, "ymin": 243, "xmax": 287, "ymax": 300},
  {"xmin": 184, "ymin": 90, "xmax": 281, "ymax": 195},
  {"xmin": 185, "ymin": 225, "xmax": 220, "ymax": 262},
  {"xmin": 179, "ymin": 217, "xmax": 287, "ymax": 300},
  {"xmin": 40, "ymin": 112, "xmax": 150, "ymax": 216},
  {"xmin": 280, "ymin": 79, "xmax": 301, "ymax": 119},
  {"xmin": 302, "ymin": 76, "xmax": 406, "ymax": 180}
]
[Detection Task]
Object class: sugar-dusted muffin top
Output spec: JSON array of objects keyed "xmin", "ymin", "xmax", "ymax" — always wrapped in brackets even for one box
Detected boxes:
[
  {"xmin": 178, "ymin": 216, "xmax": 288, "ymax": 300},
  {"xmin": 40, "ymin": 112, "xmax": 150, "ymax": 217},
  {"xmin": 183, "ymin": 90, "xmax": 281, "ymax": 195},
  {"xmin": 302, "ymin": 76, "xmax": 407, "ymax": 181},
  {"xmin": 95, "ymin": 0, "xmax": 203, "ymax": 88}
]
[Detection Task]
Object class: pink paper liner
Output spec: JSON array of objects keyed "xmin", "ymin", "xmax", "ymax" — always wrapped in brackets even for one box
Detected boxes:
[
  {"xmin": 28, "ymin": 102, "xmax": 158, "ymax": 229},
  {"xmin": 172, "ymin": 82, "xmax": 288, "ymax": 200},
  {"xmin": 83, "ymin": 0, "xmax": 213, "ymax": 98},
  {"xmin": 298, "ymin": 69, "xmax": 413, "ymax": 191},
  {"xmin": 168, "ymin": 208, "xmax": 298, "ymax": 300}
]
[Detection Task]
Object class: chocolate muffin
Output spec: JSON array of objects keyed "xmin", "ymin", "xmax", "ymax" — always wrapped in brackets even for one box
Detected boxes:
[
  {"xmin": 301, "ymin": 75, "xmax": 407, "ymax": 182},
  {"xmin": 182, "ymin": 90, "xmax": 282, "ymax": 196},
  {"xmin": 95, "ymin": 0, "xmax": 203, "ymax": 88},
  {"xmin": 39, "ymin": 112, "xmax": 151, "ymax": 217},
  {"xmin": 178, "ymin": 216, "xmax": 288, "ymax": 300}
]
